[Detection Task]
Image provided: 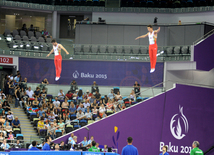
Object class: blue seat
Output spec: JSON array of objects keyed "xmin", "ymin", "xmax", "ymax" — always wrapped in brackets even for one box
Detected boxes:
[
  {"xmin": 55, "ymin": 130, "xmax": 62, "ymax": 133},
  {"xmin": 68, "ymin": 100, "xmax": 71, "ymax": 102},
  {"xmin": 52, "ymin": 99, "xmax": 55, "ymax": 102},
  {"xmin": 16, "ymin": 134, "xmax": 24, "ymax": 141},
  {"xmin": 80, "ymin": 119, "xmax": 87, "ymax": 123},
  {"xmin": 30, "ymin": 112, "xmax": 37, "ymax": 116}
]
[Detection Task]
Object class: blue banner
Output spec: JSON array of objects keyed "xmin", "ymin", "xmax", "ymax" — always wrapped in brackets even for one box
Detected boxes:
[{"xmin": 19, "ymin": 57, "xmax": 163, "ymax": 86}]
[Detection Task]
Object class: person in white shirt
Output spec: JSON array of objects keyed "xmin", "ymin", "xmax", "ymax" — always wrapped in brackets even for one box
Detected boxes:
[
  {"xmin": 26, "ymin": 87, "xmax": 34, "ymax": 98},
  {"xmin": 53, "ymin": 97, "xmax": 61, "ymax": 110},
  {"xmin": 76, "ymin": 110, "xmax": 85, "ymax": 120},
  {"xmin": 99, "ymin": 104, "xmax": 106, "ymax": 118},
  {"xmin": 85, "ymin": 109, "xmax": 92, "ymax": 120},
  {"xmin": 58, "ymin": 89, "xmax": 65, "ymax": 100},
  {"xmin": 83, "ymin": 100, "xmax": 90, "ymax": 109},
  {"xmin": 0, "ymin": 90, "xmax": 6, "ymax": 100}
]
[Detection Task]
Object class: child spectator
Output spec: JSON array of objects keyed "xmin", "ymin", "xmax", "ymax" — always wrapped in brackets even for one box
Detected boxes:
[{"xmin": 8, "ymin": 131, "xmax": 14, "ymax": 142}]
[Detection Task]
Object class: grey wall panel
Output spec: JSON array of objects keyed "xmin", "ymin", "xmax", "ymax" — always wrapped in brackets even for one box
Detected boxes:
[
  {"xmin": 139, "ymin": 26, "xmax": 149, "ymax": 46},
  {"xmin": 78, "ymin": 25, "xmax": 92, "ymax": 44},
  {"xmin": 107, "ymin": 26, "xmax": 124, "ymax": 45},
  {"xmin": 123, "ymin": 26, "xmax": 140, "ymax": 45},
  {"xmin": 75, "ymin": 24, "xmax": 80, "ymax": 44},
  {"xmin": 169, "ymin": 26, "xmax": 185, "ymax": 46},
  {"xmin": 91, "ymin": 25, "xmax": 108, "ymax": 44},
  {"xmin": 184, "ymin": 25, "xmax": 203, "ymax": 45}
]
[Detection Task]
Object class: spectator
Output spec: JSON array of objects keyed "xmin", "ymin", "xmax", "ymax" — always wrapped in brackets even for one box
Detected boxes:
[
  {"xmin": 29, "ymin": 24, "xmax": 35, "ymax": 32},
  {"xmin": 42, "ymin": 136, "xmax": 52, "ymax": 150},
  {"xmin": 108, "ymin": 89, "xmax": 115, "ymax": 100},
  {"xmin": 0, "ymin": 95, "xmax": 5, "ymax": 105},
  {"xmin": 129, "ymin": 90, "xmax": 136, "ymax": 101},
  {"xmin": 41, "ymin": 113, "xmax": 47, "ymax": 122},
  {"xmin": 55, "ymin": 144, "xmax": 60, "ymax": 151},
  {"xmin": 0, "ymin": 115, "xmax": 5, "ymax": 126},
  {"xmin": 76, "ymin": 109, "xmax": 85, "ymax": 120},
  {"xmin": 14, "ymin": 86, "xmax": 20, "ymax": 109},
  {"xmin": 37, "ymin": 117, "xmax": 45, "ymax": 135},
  {"xmin": 68, "ymin": 133, "xmax": 74, "ymax": 144},
  {"xmin": 94, "ymin": 91, "xmax": 101, "ymax": 101},
  {"xmin": 53, "ymin": 119, "xmax": 58, "ymax": 128},
  {"xmin": 12, "ymin": 116, "xmax": 21, "ymax": 129},
  {"xmin": 34, "ymin": 87, "xmax": 40, "ymax": 98},
  {"xmin": 64, "ymin": 114, "xmax": 70, "ymax": 124},
  {"xmin": 66, "ymin": 91, "xmax": 73, "ymax": 100},
  {"xmin": 48, "ymin": 122, "xmax": 56, "ymax": 140},
  {"xmin": 102, "ymin": 145, "xmax": 108, "ymax": 152},
  {"xmin": 61, "ymin": 98, "xmax": 69, "ymax": 109},
  {"xmin": 91, "ymin": 81, "xmax": 99, "ymax": 94},
  {"xmin": 42, "ymin": 28, "xmax": 52, "ymax": 40},
  {"xmin": 115, "ymin": 91, "xmax": 122, "ymax": 100},
  {"xmin": 14, "ymin": 74, "xmax": 21, "ymax": 86},
  {"xmin": 72, "ymin": 90, "xmax": 78, "ymax": 102},
  {"xmin": 122, "ymin": 103, "xmax": 126, "ymax": 109},
  {"xmin": 8, "ymin": 131, "xmax": 14, "ymax": 142},
  {"xmin": 53, "ymin": 109, "xmax": 59, "ymax": 118},
  {"xmin": 81, "ymin": 137, "xmax": 88, "ymax": 147},
  {"xmin": 84, "ymin": 90, "xmax": 92, "ymax": 100},
  {"xmin": 69, "ymin": 102, "xmax": 76, "ymax": 115},
  {"xmin": 28, "ymin": 141, "xmax": 39, "ymax": 151},
  {"xmin": 0, "ymin": 132, "xmax": 4, "ymax": 143},
  {"xmin": 38, "ymin": 107, "xmax": 45, "ymax": 117},
  {"xmin": 42, "ymin": 102, "xmax": 48, "ymax": 111},
  {"xmin": 63, "ymin": 109, "xmax": 69, "ymax": 119},
  {"xmin": 40, "ymin": 88, "xmax": 47, "ymax": 100},
  {"xmin": 46, "ymin": 108, "xmax": 51, "ymax": 117},
  {"xmin": 89, "ymin": 95, "xmax": 95, "ymax": 104},
  {"xmin": 14, "ymin": 140, "xmax": 22, "ymax": 148},
  {"xmin": 2, "ymin": 101, "xmax": 10, "ymax": 112},
  {"xmin": 85, "ymin": 109, "xmax": 92, "ymax": 120},
  {"xmin": 99, "ymin": 104, "xmax": 106, "ymax": 118},
  {"xmin": 26, "ymin": 87, "xmax": 34, "ymax": 99},
  {"xmin": 45, "ymin": 120, "xmax": 50, "ymax": 129},
  {"xmin": 116, "ymin": 104, "xmax": 123, "ymax": 112},
  {"xmin": 70, "ymin": 136, "xmax": 77, "ymax": 148},
  {"xmin": 70, "ymin": 80, "xmax": 78, "ymax": 93},
  {"xmin": 48, "ymin": 113, "xmax": 55, "ymax": 122},
  {"xmin": 0, "ymin": 139, "xmax": 10, "ymax": 150},
  {"xmin": 53, "ymin": 97, "xmax": 61, "ymax": 111},
  {"xmin": 91, "ymin": 100, "xmax": 97, "ymax": 110},
  {"xmin": 88, "ymin": 141, "xmax": 100, "ymax": 152},
  {"xmin": 103, "ymin": 95, "xmax": 108, "ymax": 105},
  {"xmin": 8, "ymin": 81, "xmax": 15, "ymax": 104},
  {"xmin": 95, "ymin": 116, "xmax": 100, "ymax": 121},
  {"xmin": 133, "ymin": 81, "xmax": 140, "ymax": 96},
  {"xmin": 32, "ymin": 97, "xmax": 39, "ymax": 108},
  {"xmin": 20, "ymin": 77, "xmax": 27, "ymax": 90},
  {"xmin": 58, "ymin": 90, "xmax": 65, "ymax": 100},
  {"xmin": 49, "ymin": 102, "xmax": 55, "ymax": 111},
  {"xmin": 41, "ymin": 78, "xmax": 49, "ymax": 90},
  {"xmin": 77, "ymin": 89, "xmax": 83, "ymax": 104},
  {"xmin": 83, "ymin": 100, "xmax": 90, "ymax": 109},
  {"xmin": 21, "ymin": 24, "xmax": 28, "ymax": 34},
  {"xmin": 58, "ymin": 119, "xmax": 65, "ymax": 135},
  {"xmin": 96, "ymin": 143, "xmax": 100, "ymax": 149},
  {"xmin": 92, "ymin": 106, "xmax": 98, "ymax": 119},
  {"xmin": 4, "ymin": 122, "xmax": 12, "ymax": 132},
  {"xmin": 20, "ymin": 88, "xmax": 27, "ymax": 108},
  {"xmin": 118, "ymin": 96, "xmax": 124, "ymax": 107},
  {"xmin": 77, "ymin": 103, "xmax": 85, "ymax": 112}
]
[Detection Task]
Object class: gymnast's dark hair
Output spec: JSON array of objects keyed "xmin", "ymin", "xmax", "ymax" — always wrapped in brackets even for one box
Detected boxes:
[
  {"xmin": 51, "ymin": 39, "xmax": 56, "ymax": 43},
  {"xmin": 147, "ymin": 25, "xmax": 153, "ymax": 28}
]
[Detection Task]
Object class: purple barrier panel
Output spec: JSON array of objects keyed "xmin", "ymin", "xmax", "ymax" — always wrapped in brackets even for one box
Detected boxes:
[
  {"xmin": 19, "ymin": 57, "xmax": 164, "ymax": 86},
  {"xmin": 194, "ymin": 33, "xmax": 214, "ymax": 71},
  {"xmin": 54, "ymin": 84, "xmax": 214, "ymax": 155}
]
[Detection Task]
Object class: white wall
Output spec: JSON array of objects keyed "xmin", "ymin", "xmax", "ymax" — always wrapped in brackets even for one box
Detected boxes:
[{"xmin": 92, "ymin": 11, "xmax": 214, "ymax": 25}]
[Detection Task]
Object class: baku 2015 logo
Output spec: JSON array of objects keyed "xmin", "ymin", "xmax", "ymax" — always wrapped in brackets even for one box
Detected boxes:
[{"xmin": 112, "ymin": 126, "xmax": 120, "ymax": 152}]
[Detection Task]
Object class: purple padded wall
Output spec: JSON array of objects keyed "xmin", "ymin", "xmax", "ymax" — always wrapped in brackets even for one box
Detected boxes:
[
  {"xmin": 54, "ymin": 84, "xmax": 214, "ymax": 155},
  {"xmin": 194, "ymin": 34, "xmax": 214, "ymax": 71}
]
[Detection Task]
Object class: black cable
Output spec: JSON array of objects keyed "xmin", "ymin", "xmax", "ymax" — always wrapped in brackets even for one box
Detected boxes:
[{"xmin": 160, "ymin": 88, "xmax": 167, "ymax": 142}]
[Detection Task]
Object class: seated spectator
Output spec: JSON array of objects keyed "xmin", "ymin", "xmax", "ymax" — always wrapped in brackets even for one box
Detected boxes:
[
  {"xmin": 38, "ymin": 107, "xmax": 45, "ymax": 117},
  {"xmin": 95, "ymin": 116, "xmax": 101, "ymax": 121},
  {"xmin": 0, "ymin": 104, "xmax": 5, "ymax": 116},
  {"xmin": 96, "ymin": 142, "xmax": 100, "ymax": 149},
  {"xmin": 2, "ymin": 101, "xmax": 10, "ymax": 112},
  {"xmin": 122, "ymin": 103, "xmax": 126, "ymax": 109},
  {"xmin": 72, "ymin": 90, "xmax": 78, "ymax": 102},
  {"xmin": 88, "ymin": 141, "xmax": 100, "ymax": 152},
  {"xmin": 94, "ymin": 91, "xmax": 101, "ymax": 101},
  {"xmin": 49, "ymin": 102, "xmax": 55, "ymax": 111},
  {"xmin": 37, "ymin": 117, "xmax": 45, "ymax": 135},
  {"xmin": 118, "ymin": 96, "xmax": 124, "ymax": 106},
  {"xmin": 129, "ymin": 90, "xmax": 136, "ymax": 101},
  {"xmin": 0, "ymin": 90, "xmax": 6, "ymax": 101},
  {"xmin": 83, "ymin": 100, "xmax": 90, "ymax": 109},
  {"xmin": 14, "ymin": 140, "xmax": 21, "ymax": 148},
  {"xmin": 64, "ymin": 115, "xmax": 70, "ymax": 124},
  {"xmin": 0, "ymin": 95, "xmax": 6, "ymax": 105},
  {"xmin": 106, "ymin": 106, "xmax": 113, "ymax": 115},
  {"xmin": 77, "ymin": 103, "xmax": 85, "ymax": 112},
  {"xmin": 70, "ymin": 136, "xmax": 77, "ymax": 148},
  {"xmin": 116, "ymin": 104, "xmax": 123, "ymax": 112},
  {"xmin": 28, "ymin": 141, "xmax": 39, "ymax": 151},
  {"xmin": 108, "ymin": 89, "xmax": 115, "ymax": 100},
  {"xmin": 69, "ymin": 102, "xmax": 76, "ymax": 115},
  {"xmin": 89, "ymin": 95, "xmax": 95, "ymax": 104},
  {"xmin": 76, "ymin": 109, "xmax": 85, "ymax": 120},
  {"xmin": 26, "ymin": 87, "xmax": 34, "ymax": 99},
  {"xmin": 53, "ymin": 97, "xmax": 61, "ymax": 110},
  {"xmin": 34, "ymin": 87, "xmax": 40, "ymax": 98},
  {"xmin": 85, "ymin": 109, "xmax": 92, "ymax": 120},
  {"xmin": 42, "ymin": 28, "xmax": 52, "ymax": 40},
  {"xmin": 0, "ymin": 139, "xmax": 10, "ymax": 150},
  {"xmin": 133, "ymin": 81, "xmax": 140, "ymax": 96},
  {"xmin": 46, "ymin": 108, "xmax": 51, "ymax": 117},
  {"xmin": 70, "ymin": 80, "xmax": 78, "ymax": 93},
  {"xmin": 115, "ymin": 91, "xmax": 122, "ymax": 100},
  {"xmin": 55, "ymin": 144, "xmax": 60, "ymax": 151},
  {"xmin": 61, "ymin": 98, "xmax": 69, "ymax": 109},
  {"xmin": 40, "ymin": 88, "xmax": 47, "ymax": 100},
  {"xmin": 57, "ymin": 114, "xmax": 64, "ymax": 122},
  {"xmin": 53, "ymin": 109, "xmax": 59, "ymax": 118},
  {"xmin": 29, "ymin": 24, "xmax": 35, "ymax": 32},
  {"xmin": 0, "ymin": 115, "xmax": 5, "ymax": 124},
  {"xmin": 41, "ymin": 78, "xmax": 49, "ymax": 85},
  {"xmin": 102, "ymin": 145, "xmax": 108, "ymax": 152},
  {"xmin": 58, "ymin": 90, "xmax": 65, "ymax": 100},
  {"xmin": 68, "ymin": 133, "xmax": 74, "ymax": 144},
  {"xmin": 87, "ymin": 136, "xmax": 94, "ymax": 147},
  {"xmin": 4, "ymin": 122, "xmax": 12, "ymax": 132},
  {"xmin": 45, "ymin": 120, "xmax": 50, "ymax": 129},
  {"xmin": 53, "ymin": 119, "xmax": 58, "ymax": 128},
  {"xmin": 66, "ymin": 91, "xmax": 73, "ymax": 100},
  {"xmin": 106, "ymin": 100, "xmax": 113, "ymax": 109},
  {"xmin": 91, "ymin": 100, "xmax": 97, "ymax": 110},
  {"xmin": 0, "ymin": 132, "xmax": 4, "ymax": 143},
  {"xmin": 42, "ymin": 103, "xmax": 48, "ymax": 111},
  {"xmin": 58, "ymin": 119, "xmax": 65, "ymax": 135},
  {"xmin": 32, "ymin": 97, "xmax": 39, "ymax": 108},
  {"xmin": 41, "ymin": 113, "xmax": 47, "ymax": 122},
  {"xmin": 8, "ymin": 131, "xmax": 14, "ymax": 142},
  {"xmin": 81, "ymin": 137, "xmax": 88, "ymax": 147},
  {"xmin": 99, "ymin": 104, "xmax": 106, "ymax": 118},
  {"xmin": 92, "ymin": 107, "xmax": 98, "ymax": 118},
  {"xmin": 48, "ymin": 112, "xmax": 55, "ymax": 122},
  {"xmin": 48, "ymin": 122, "xmax": 56, "ymax": 140},
  {"xmin": 91, "ymin": 81, "xmax": 99, "ymax": 94},
  {"xmin": 84, "ymin": 90, "xmax": 92, "ymax": 100}
]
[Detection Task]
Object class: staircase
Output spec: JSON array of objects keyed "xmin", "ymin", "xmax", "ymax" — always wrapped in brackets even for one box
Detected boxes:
[{"xmin": 10, "ymin": 106, "xmax": 41, "ymax": 143}]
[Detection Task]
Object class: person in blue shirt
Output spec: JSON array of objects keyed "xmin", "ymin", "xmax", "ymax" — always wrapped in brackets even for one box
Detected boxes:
[
  {"xmin": 160, "ymin": 145, "xmax": 169, "ymax": 155},
  {"xmin": 81, "ymin": 136, "xmax": 88, "ymax": 147},
  {"xmin": 42, "ymin": 135, "xmax": 52, "ymax": 150},
  {"xmin": 0, "ymin": 139, "xmax": 10, "ymax": 150},
  {"xmin": 108, "ymin": 89, "xmax": 115, "ymax": 100},
  {"xmin": 12, "ymin": 116, "xmax": 21, "ymax": 131},
  {"xmin": 86, "ymin": 136, "xmax": 94, "ymax": 147},
  {"xmin": 68, "ymin": 133, "xmax": 74, "ymax": 144},
  {"xmin": 121, "ymin": 137, "xmax": 139, "ymax": 155},
  {"xmin": 70, "ymin": 136, "xmax": 77, "ymax": 148},
  {"xmin": 28, "ymin": 141, "xmax": 40, "ymax": 151}
]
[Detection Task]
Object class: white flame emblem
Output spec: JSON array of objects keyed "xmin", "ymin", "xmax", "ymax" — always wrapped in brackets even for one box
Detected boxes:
[
  {"xmin": 73, "ymin": 70, "xmax": 79, "ymax": 79},
  {"xmin": 170, "ymin": 106, "xmax": 189, "ymax": 140}
]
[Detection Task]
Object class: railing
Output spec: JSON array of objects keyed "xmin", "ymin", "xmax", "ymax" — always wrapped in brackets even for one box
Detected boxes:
[{"xmin": 193, "ymin": 28, "xmax": 214, "ymax": 45}]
